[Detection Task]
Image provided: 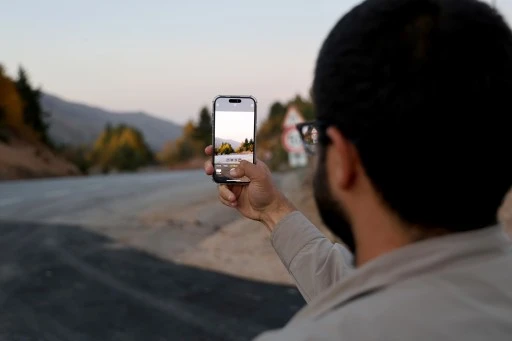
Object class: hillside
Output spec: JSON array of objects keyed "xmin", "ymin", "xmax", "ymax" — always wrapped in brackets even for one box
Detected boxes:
[
  {"xmin": 0, "ymin": 136, "xmax": 80, "ymax": 180},
  {"xmin": 41, "ymin": 93, "xmax": 182, "ymax": 151}
]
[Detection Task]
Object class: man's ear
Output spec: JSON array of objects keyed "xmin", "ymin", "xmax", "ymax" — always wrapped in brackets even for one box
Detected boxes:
[{"xmin": 326, "ymin": 127, "xmax": 358, "ymax": 190}]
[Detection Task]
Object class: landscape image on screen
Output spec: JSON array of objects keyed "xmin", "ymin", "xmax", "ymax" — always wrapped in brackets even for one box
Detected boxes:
[{"xmin": 214, "ymin": 110, "xmax": 255, "ymax": 181}]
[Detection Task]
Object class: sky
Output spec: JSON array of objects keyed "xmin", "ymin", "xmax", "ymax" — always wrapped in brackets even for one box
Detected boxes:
[
  {"xmin": 215, "ymin": 110, "xmax": 255, "ymax": 143},
  {"xmin": 2, "ymin": 0, "xmax": 511, "ymax": 125}
]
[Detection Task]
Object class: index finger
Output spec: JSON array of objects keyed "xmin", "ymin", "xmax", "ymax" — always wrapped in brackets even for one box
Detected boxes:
[{"xmin": 205, "ymin": 145, "xmax": 213, "ymax": 156}]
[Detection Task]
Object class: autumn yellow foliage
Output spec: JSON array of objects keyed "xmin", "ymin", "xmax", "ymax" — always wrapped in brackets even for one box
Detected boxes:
[
  {"xmin": 159, "ymin": 107, "xmax": 212, "ymax": 165},
  {"xmin": 0, "ymin": 66, "xmax": 44, "ymax": 143},
  {"xmin": 0, "ymin": 67, "xmax": 24, "ymax": 138},
  {"xmin": 89, "ymin": 124, "xmax": 153, "ymax": 172}
]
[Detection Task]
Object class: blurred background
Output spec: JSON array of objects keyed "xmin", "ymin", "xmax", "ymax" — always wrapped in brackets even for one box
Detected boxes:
[{"xmin": 0, "ymin": 0, "xmax": 511, "ymax": 340}]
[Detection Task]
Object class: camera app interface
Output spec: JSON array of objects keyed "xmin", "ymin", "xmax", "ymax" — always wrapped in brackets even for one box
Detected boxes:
[{"xmin": 214, "ymin": 109, "xmax": 255, "ymax": 182}]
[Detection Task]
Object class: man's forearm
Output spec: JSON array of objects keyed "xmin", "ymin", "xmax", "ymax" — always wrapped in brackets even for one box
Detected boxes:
[{"xmin": 269, "ymin": 211, "xmax": 354, "ymax": 303}]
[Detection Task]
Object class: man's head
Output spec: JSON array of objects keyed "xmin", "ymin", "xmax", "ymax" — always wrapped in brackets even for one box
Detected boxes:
[{"xmin": 312, "ymin": 0, "xmax": 512, "ymax": 260}]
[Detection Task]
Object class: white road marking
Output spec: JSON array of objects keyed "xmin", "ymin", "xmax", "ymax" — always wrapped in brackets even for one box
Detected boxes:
[
  {"xmin": 0, "ymin": 197, "xmax": 22, "ymax": 207},
  {"xmin": 44, "ymin": 189, "xmax": 70, "ymax": 198}
]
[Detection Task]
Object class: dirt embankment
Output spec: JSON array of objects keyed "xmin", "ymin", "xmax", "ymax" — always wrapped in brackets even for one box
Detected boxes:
[{"xmin": 0, "ymin": 137, "xmax": 81, "ymax": 180}]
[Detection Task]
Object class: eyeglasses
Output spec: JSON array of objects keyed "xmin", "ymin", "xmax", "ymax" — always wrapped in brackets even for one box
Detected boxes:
[
  {"xmin": 296, "ymin": 120, "xmax": 328, "ymax": 155},
  {"xmin": 297, "ymin": 120, "xmax": 369, "ymax": 155}
]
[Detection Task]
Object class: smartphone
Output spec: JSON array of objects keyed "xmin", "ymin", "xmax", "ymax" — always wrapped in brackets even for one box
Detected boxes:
[{"xmin": 212, "ymin": 95, "xmax": 257, "ymax": 184}]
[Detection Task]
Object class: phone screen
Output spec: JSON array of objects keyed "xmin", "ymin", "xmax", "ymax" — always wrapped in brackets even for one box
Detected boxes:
[{"xmin": 212, "ymin": 96, "xmax": 256, "ymax": 184}]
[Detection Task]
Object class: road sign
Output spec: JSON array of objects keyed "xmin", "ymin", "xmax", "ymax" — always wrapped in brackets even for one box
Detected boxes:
[
  {"xmin": 288, "ymin": 152, "xmax": 308, "ymax": 168},
  {"xmin": 282, "ymin": 127, "xmax": 304, "ymax": 153},
  {"xmin": 281, "ymin": 106, "xmax": 308, "ymax": 168},
  {"xmin": 282, "ymin": 105, "xmax": 305, "ymax": 129}
]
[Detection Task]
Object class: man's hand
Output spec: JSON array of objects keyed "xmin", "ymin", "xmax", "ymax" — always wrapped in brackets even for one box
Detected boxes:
[{"xmin": 204, "ymin": 145, "xmax": 296, "ymax": 232}]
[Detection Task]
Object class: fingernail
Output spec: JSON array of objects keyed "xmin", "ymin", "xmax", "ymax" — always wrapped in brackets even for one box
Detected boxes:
[
  {"xmin": 229, "ymin": 195, "xmax": 235, "ymax": 201},
  {"xmin": 230, "ymin": 168, "xmax": 237, "ymax": 176}
]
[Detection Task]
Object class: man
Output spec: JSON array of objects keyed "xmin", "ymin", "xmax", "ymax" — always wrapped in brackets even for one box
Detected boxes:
[{"xmin": 205, "ymin": 0, "xmax": 512, "ymax": 339}]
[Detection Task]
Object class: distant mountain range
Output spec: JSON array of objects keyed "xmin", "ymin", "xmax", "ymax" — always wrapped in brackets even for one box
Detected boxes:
[
  {"xmin": 215, "ymin": 138, "xmax": 241, "ymax": 150},
  {"xmin": 41, "ymin": 93, "xmax": 183, "ymax": 151}
]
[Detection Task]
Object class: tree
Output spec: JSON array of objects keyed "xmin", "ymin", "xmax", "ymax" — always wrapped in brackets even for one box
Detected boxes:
[
  {"xmin": 194, "ymin": 106, "xmax": 212, "ymax": 146},
  {"xmin": 0, "ymin": 107, "xmax": 6, "ymax": 142},
  {"xmin": 89, "ymin": 124, "xmax": 153, "ymax": 172},
  {"xmin": 15, "ymin": 66, "xmax": 51, "ymax": 145},
  {"xmin": 287, "ymin": 94, "xmax": 315, "ymax": 120},
  {"xmin": 0, "ymin": 66, "xmax": 24, "ymax": 142},
  {"xmin": 176, "ymin": 137, "xmax": 197, "ymax": 160},
  {"xmin": 158, "ymin": 135, "xmax": 198, "ymax": 165},
  {"xmin": 58, "ymin": 145, "xmax": 91, "ymax": 174},
  {"xmin": 111, "ymin": 145, "xmax": 138, "ymax": 171},
  {"xmin": 183, "ymin": 120, "xmax": 196, "ymax": 137},
  {"xmin": 158, "ymin": 107, "xmax": 213, "ymax": 166},
  {"xmin": 105, "ymin": 123, "xmax": 113, "ymax": 134},
  {"xmin": 268, "ymin": 102, "xmax": 286, "ymax": 120},
  {"xmin": 217, "ymin": 142, "xmax": 234, "ymax": 155}
]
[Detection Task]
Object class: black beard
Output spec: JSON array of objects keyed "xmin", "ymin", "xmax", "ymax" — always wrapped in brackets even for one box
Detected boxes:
[{"xmin": 313, "ymin": 150, "xmax": 356, "ymax": 254}]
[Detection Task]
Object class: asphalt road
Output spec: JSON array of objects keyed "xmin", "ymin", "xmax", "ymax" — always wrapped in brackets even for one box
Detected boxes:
[
  {"xmin": 0, "ymin": 171, "xmax": 227, "ymax": 226},
  {"xmin": 0, "ymin": 171, "xmax": 305, "ymax": 341}
]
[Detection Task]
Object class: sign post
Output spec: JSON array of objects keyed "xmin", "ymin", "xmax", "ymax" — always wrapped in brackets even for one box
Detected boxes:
[{"xmin": 281, "ymin": 106, "xmax": 308, "ymax": 168}]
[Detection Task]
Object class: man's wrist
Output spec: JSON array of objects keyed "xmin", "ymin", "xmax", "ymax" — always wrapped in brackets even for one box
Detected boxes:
[{"xmin": 260, "ymin": 193, "xmax": 297, "ymax": 232}]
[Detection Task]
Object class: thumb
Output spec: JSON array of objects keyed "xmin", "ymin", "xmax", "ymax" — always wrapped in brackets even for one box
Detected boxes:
[{"xmin": 230, "ymin": 160, "xmax": 261, "ymax": 180}]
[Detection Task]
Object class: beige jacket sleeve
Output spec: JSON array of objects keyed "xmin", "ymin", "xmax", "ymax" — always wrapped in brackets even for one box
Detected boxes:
[{"xmin": 270, "ymin": 211, "xmax": 355, "ymax": 303}]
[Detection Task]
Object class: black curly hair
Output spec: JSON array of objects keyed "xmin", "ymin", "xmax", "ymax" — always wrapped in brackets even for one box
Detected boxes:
[{"xmin": 313, "ymin": 0, "xmax": 512, "ymax": 232}]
